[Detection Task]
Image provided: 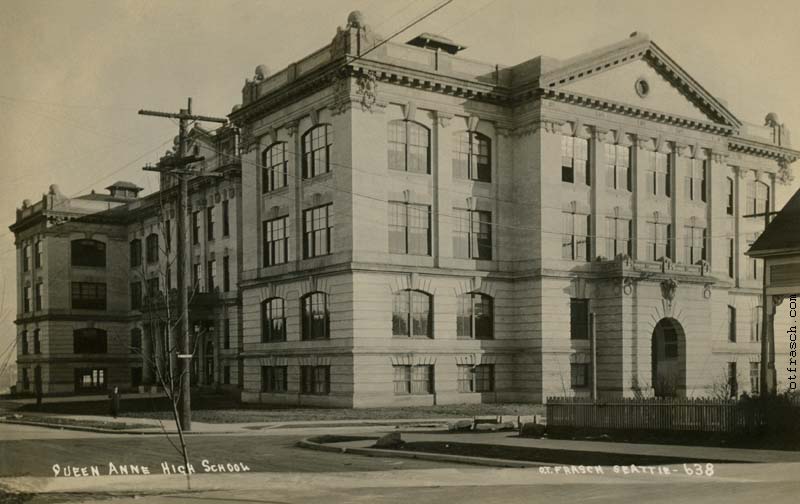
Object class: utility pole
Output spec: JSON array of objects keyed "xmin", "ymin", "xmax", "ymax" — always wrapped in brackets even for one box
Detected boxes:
[
  {"xmin": 139, "ymin": 98, "xmax": 227, "ymax": 431},
  {"xmin": 743, "ymin": 208, "xmax": 780, "ymax": 397}
]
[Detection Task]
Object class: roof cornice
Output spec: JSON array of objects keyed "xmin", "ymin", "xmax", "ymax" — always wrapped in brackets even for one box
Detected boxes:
[
  {"xmin": 729, "ymin": 137, "xmax": 800, "ymax": 163},
  {"xmin": 544, "ymin": 88, "xmax": 735, "ymax": 135}
]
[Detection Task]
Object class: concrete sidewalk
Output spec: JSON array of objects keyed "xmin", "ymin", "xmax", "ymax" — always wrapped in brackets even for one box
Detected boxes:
[{"xmin": 1, "ymin": 412, "xmax": 458, "ymax": 435}]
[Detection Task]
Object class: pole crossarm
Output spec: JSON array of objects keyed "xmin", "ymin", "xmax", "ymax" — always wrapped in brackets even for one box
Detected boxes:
[{"xmin": 139, "ymin": 109, "xmax": 228, "ymax": 124}]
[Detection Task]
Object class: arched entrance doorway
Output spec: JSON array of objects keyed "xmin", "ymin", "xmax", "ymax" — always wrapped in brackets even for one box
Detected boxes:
[{"xmin": 651, "ymin": 318, "xmax": 686, "ymax": 397}]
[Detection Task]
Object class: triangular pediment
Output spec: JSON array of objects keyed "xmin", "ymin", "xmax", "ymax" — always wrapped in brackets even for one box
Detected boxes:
[{"xmin": 539, "ymin": 36, "xmax": 740, "ymax": 130}]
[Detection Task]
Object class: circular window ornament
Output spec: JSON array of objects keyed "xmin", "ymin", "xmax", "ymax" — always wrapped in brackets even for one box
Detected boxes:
[{"xmin": 635, "ymin": 78, "xmax": 650, "ymax": 98}]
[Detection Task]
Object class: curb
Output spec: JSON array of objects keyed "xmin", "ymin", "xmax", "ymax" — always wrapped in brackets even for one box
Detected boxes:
[
  {"xmin": 297, "ymin": 437, "xmax": 545, "ymax": 468},
  {"xmin": 0, "ymin": 418, "xmax": 226, "ymax": 436}
]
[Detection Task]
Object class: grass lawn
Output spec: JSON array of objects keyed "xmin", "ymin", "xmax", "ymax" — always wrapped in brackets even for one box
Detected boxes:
[
  {"xmin": 394, "ymin": 441, "xmax": 743, "ymax": 465},
  {"xmin": 17, "ymin": 394, "xmax": 544, "ymax": 424},
  {"xmin": 124, "ymin": 402, "xmax": 545, "ymax": 424}
]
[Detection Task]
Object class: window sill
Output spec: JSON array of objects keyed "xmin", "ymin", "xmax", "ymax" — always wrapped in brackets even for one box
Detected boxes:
[
  {"xmin": 262, "ymin": 186, "xmax": 291, "ymax": 197},
  {"xmin": 453, "ymin": 177, "xmax": 492, "ymax": 185},
  {"xmin": 302, "ymin": 171, "xmax": 334, "ymax": 184},
  {"xmin": 389, "ymin": 168, "xmax": 431, "ymax": 176},
  {"xmin": 392, "ymin": 335, "xmax": 434, "ymax": 340}
]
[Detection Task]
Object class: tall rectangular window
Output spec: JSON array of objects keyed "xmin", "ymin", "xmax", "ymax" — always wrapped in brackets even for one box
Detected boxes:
[
  {"xmin": 750, "ymin": 362, "xmax": 759, "ymax": 394},
  {"xmin": 728, "ymin": 238, "xmax": 735, "ymax": 278},
  {"xmin": 146, "ymin": 277, "xmax": 159, "ymax": 301},
  {"xmin": 130, "ymin": 239, "xmax": 142, "ymax": 268},
  {"xmin": 561, "ymin": 135, "xmax": 589, "ymax": 185},
  {"xmin": 605, "ymin": 217, "xmax": 632, "ymax": 258},
  {"xmin": 34, "ymin": 241, "xmax": 42, "ymax": 269},
  {"xmin": 727, "ymin": 362, "xmax": 738, "ymax": 398},
  {"xmin": 192, "ymin": 212, "xmax": 200, "ymax": 245},
  {"xmin": 453, "ymin": 209, "xmax": 491, "ymax": 260},
  {"xmin": 192, "ymin": 263, "xmax": 201, "ymax": 291},
  {"xmin": 456, "ymin": 293, "xmax": 494, "ymax": 340},
  {"xmin": 23, "ymin": 286, "xmax": 31, "ymax": 312},
  {"xmin": 301, "ymin": 292, "xmax": 330, "ymax": 340},
  {"xmin": 685, "ymin": 159, "xmax": 707, "ymax": 202},
  {"xmin": 224, "ymin": 318, "xmax": 231, "ymax": 349},
  {"xmin": 647, "ymin": 151, "xmax": 671, "ymax": 197},
  {"xmin": 223, "ymin": 256, "xmax": 230, "ymax": 292},
  {"xmin": 20, "ymin": 331, "xmax": 28, "ymax": 355},
  {"xmin": 302, "ymin": 125, "xmax": 332, "ymax": 179},
  {"xmin": 683, "ymin": 226, "xmax": 706, "ymax": 264},
  {"xmin": 261, "ymin": 366, "xmax": 288, "ymax": 392},
  {"xmin": 646, "ymin": 222, "xmax": 671, "ymax": 261},
  {"xmin": 222, "ymin": 200, "xmax": 230, "ymax": 237},
  {"xmin": 726, "ymin": 177, "xmax": 734, "ymax": 215},
  {"xmin": 605, "ymin": 143, "xmax": 631, "ymax": 191},
  {"xmin": 300, "ymin": 365, "xmax": 330, "ymax": 395},
  {"xmin": 746, "ymin": 181, "xmax": 770, "ymax": 215},
  {"xmin": 22, "ymin": 245, "xmax": 30, "ymax": 272},
  {"xmin": 35, "ymin": 282, "xmax": 43, "ymax": 310},
  {"xmin": 303, "ymin": 205, "xmax": 332, "ymax": 258},
  {"xmin": 130, "ymin": 281, "xmax": 142, "ymax": 310},
  {"xmin": 207, "ymin": 260, "xmax": 216, "ymax": 292},
  {"xmin": 570, "ymin": 298, "xmax": 589, "ymax": 340},
  {"xmin": 206, "ymin": 207, "xmax": 215, "ymax": 241},
  {"xmin": 262, "ymin": 142, "xmax": 288, "ymax": 192},
  {"xmin": 33, "ymin": 329, "xmax": 40, "ymax": 354},
  {"xmin": 562, "ymin": 212, "xmax": 591, "ymax": 261},
  {"xmin": 71, "ymin": 282, "xmax": 106, "ymax": 310},
  {"xmin": 746, "ymin": 233, "xmax": 761, "ymax": 280},
  {"xmin": 452, "ymin": 131, "xmax": 491, "ymax": 182},
  {"xmin": 727, "ymin": 306, "xmax": 737, "ymax": 342},
  {"xmin": 263, "ymin": 216, "xmax": 288, "ymax": 266},
  {"xmin": 146, "ymin": 234, "xmax": 159, "ymax": 263},
  {"xmin": 752, "ymin": 306, "xmax": 763, "ymax": 342},
  {"xmin": 165, "ymin": 220, "xmax": 171, "ymax": 252},
  {"xmin": 389, "ymin": 120, "xmax": 431, "ymax": 174},
  {"xmin": 388, "ymin": 202, "xmax": 431, "ymax": 255}
]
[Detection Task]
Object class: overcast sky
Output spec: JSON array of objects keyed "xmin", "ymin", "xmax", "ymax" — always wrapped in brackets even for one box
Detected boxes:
[{"xmin": 0, "ymin": 0, "xmax": 798, "ymax": 381}]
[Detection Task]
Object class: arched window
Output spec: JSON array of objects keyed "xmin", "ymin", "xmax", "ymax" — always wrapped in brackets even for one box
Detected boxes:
[
  {"xmin": 73, "ymin": 328, "xmax": 107, "ymax": 354},
  {"xmin": 145, "ymin": 234, "xmax": 159, "ymax": 263},
  {"xmin": 302, "ymin": 124, "xmax": 332, "ymax": 179},
  {"xmin": 388, "ymin": 120, "xmax": 430, "ymax": 173},
  {"xmin": 301, "ymin": 292, "xmax": 329, "ymax": 340},
  {"xmin": 392, "ymin": 290, "xmax": 433, "ymax": 338},
  {"xmin": 452, "ymin": 131, "xmax": 491, "ymax": 182},
  {"xmin": 71, "ymin": 239, "xmax": 106, "ymax": 268},
  {"xmin": 261, "ymin": 298, "xmax": 286, "ymax": 342},
  {"xmin": 457, "ymin": 293, "xmax": 494, "ymax": 340},
  {"xmin": 261, "ymin": 142, "xmax": 288, "ymax": 193}
]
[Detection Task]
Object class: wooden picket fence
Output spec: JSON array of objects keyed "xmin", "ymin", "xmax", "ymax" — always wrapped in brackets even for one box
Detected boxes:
[{"xmin": 546, "ymin": 397, "xmax": 763, "ymax": 435}]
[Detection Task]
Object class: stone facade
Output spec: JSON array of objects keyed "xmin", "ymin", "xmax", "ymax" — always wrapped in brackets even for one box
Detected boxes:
[
  {"xmin": 231, "ymin": 15, "xmax": 799, "ymax": 406},
  {"xmin": 12, "ymin": 13, "xmax": 799, "ymax": 405}
]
